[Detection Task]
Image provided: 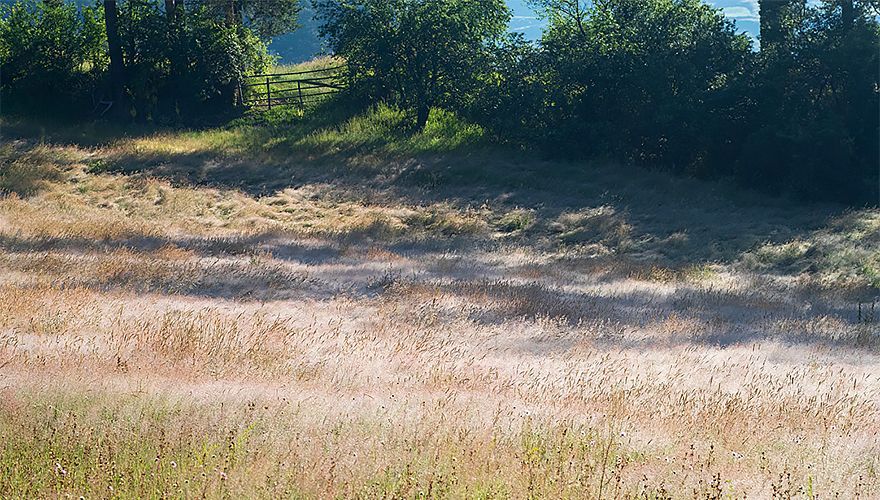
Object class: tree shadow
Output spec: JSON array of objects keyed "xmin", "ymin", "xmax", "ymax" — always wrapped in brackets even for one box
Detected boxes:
[
  {"xmin": 2, "ymin": 219, "xmax": 876, "ymax": 352},
  {"xmin": 11, "ymin": 122, "xmax": 869, "ymax": 294}
]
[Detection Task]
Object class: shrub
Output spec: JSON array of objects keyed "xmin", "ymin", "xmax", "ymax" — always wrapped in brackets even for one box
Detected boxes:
[
  {"xmin": 0, "ymin": 0, "xmax": 106, "ymax": 115},
  {"xmin": 116, "ymin": 1, "xmax": 272, "ymax": 121}
]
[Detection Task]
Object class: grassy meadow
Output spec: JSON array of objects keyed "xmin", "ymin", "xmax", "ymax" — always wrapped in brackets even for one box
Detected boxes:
[{"xmin": 0, "ymin": 96, "xmax": 878, "ymax": 498}]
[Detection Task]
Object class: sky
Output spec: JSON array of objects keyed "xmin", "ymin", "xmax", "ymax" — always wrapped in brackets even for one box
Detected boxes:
[{"xmin": 508, "ymin": 0, "xmax": 761, "ymax": 45}]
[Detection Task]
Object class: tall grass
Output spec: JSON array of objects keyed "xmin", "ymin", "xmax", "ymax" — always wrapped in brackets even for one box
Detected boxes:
[{"xmin": 0, "ymin": 102, "xmax": 878, "ymax": 498}]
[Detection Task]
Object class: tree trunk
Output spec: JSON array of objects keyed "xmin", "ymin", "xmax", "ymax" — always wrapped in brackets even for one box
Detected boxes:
[
  {"xmin": 103, "ymin": 0, "xmax": 127, "ymax": 119},
  {"xmin": 226, "ymin": 0, "xmax": 241, "ymax": 26},
  {"xmin": 416, "ymin": 103, "xmax": 430, "ymax": 131},
  {"xmin": 165, "ymin": 0, "xmax": 183, "ymax": 117},
  {"xmin": 223, "ymin": 0, "xmax": 242, "ymax": 109}
]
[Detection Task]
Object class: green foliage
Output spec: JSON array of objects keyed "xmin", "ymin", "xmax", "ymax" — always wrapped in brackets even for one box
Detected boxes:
[
  {"xmin": 0, "ymin": 0, "xmax": 272, "ymax": 122},
  {"xmin": 738, "ymin": 0, "xmax": 880, "ymax": 203},
  {"xmin": 467, "ymin": 33, "xmax": 548, "ymax": 145},
  {"xmin": 472, "ymin": 0, "xmax": 879, "ymax": 205},
  {"xmin": 116, "ymin": 0, "xmax": 272, "ymax": 121},
  {"xmin": 314, "ymin": 0, "xmax": 510, "ymax": 129},
  {"xmin": 199, "ymin": 0, "xmax": 302, "ymax": 40},
  {"xmin": 0, "ymin": 0, "xmax": 105, "ymax": 114},
  {"xmin": 496, "ymin": 0, "xmax": 751, "ymax": 172}
]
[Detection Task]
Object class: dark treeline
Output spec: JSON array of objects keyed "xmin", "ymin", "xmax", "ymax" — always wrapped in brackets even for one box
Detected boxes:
[
  {"xmin": 2, "ymin": 0, "xmax": 878, "ymax": 204},
  {"xmin": 0, "ymin": 0, "xmax": 295, "ymax": 121},
  {"xmin": 315, "ymin": 0, "xmax": 879, "ymax": 204}
]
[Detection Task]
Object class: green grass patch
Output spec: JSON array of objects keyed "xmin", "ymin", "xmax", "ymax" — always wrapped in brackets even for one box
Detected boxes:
[
  {"xmin": 102, "ymin": 102, "xmax": 486, "ymax": 171},
  {"xmin": 0, "ymin": 387, "xmax": 667, "ymax": 499}
]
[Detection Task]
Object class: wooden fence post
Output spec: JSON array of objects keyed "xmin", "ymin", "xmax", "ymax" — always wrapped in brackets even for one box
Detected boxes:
[
  {"xmin": 297, "ymin": 81, "xmax": 304, "ymax": 108},
  {"xmin": 266, "ymin": 76, "xmax": 271, "ymax": 110}
]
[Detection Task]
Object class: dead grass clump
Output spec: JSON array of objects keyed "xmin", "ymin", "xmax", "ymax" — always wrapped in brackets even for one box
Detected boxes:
[
  {"xmin": 496, "ymin": 208, "xmax": 537, "ymax": 234},
  {"xmin": 627, "ymin": 263, "xmax": 718, "ymax": 283},
  {"xmin": 404, "ymin": 204, "xmax": 488, "ymax": 236},
  {"xmin": 396, "ymin": 279, "xmax": 602, "ymax": 325},
  {"xmin": 0, "ymin": 247, "xmax": 314, "ymax": 298},
  {"xmin": 0, "ymin": 286, "xmax": 297, "ymax": 377},
  {"xmin": 0, "ymin": 196, "xmax": 162, "ymax": 242},
  {"xmin": 0, "ymin": 144, "xmax": 69, "ymax": 197},
  {"xmin": 114, "ymin": 310, "xmax": 294, "ymax": 376},
  {"xmin": 552, "ymin": 206, "xmax": 633, "ymax": 251},
  {"xmin": 742, "ymin": 209, "xmax": 880, "ymax": 290}
]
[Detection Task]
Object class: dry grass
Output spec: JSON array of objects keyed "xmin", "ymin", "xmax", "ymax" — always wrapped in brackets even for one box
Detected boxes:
[{"xmin": 0, "ymin": 137, "xmax": 878, "ymax": 498}]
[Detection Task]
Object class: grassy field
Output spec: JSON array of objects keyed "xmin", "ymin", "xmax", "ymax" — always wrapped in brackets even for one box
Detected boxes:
[{"xmin": 0, "ymin": 102, "xmax": 878, "ymax": 498}]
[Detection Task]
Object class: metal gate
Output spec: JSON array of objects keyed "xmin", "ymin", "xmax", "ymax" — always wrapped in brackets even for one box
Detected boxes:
[{"xmin": 241, "ymin": 65, "xmax": 347, "ymax": 109}]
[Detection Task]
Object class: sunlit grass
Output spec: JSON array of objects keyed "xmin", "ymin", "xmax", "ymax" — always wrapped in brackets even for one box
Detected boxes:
[
  {"xmin": 269, "ymin": 55, "xmax": 343, "ymax": 75},
  {"xmin": 743, "ymin": 210, "xmax": 880, "ymax": 289},
  {"xmin": 115, "ymin": 103, "xmax": 485, "ymax": 164},
  {"xmin": 1, "ymin": 386, "xmax": 661, "ymax": 498},
  {"xmin": 1, "ymin": 102, "xmax": 879, "ymax": 498}
]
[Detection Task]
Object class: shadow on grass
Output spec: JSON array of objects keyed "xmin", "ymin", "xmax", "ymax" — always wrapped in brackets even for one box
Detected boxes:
[
  {"xmin": 4, "ymin": 103, "xmax": 872, "ymax": 298},
  {"xmin": 2, "ymin": 225, "xmax": 875, "ymax": 353}
]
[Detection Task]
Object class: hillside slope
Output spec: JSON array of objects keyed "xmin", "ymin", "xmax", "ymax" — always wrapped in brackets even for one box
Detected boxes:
[{"xmin": 0, "ymin": 110, "xmax": 878, "ymax": 497}]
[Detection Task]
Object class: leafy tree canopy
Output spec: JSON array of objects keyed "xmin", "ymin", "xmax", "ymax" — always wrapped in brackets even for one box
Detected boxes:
[{"xmin": 314, "ymin": 0, "xmax": 510, "ymax": 129}]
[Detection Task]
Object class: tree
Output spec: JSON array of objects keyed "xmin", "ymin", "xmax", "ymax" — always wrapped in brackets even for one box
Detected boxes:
[
  {"xmin": 112, "ymin": 0, "xmax": 271, "ymax": 120},
  {"xmin": 528, "ymin": 0, "xmax": 589, "ymax": 37},
  {"xmin": 195, "ymin": 0, "xmax": 302, "ymax": 39},
  {"xmin": 758, "ymin": 0, "xmax": 804, "ymax": 51},
  {"xmin": 104, "ymin": 0, "xmax": 126, "ymax": 117},
  {"xmin": 528, "ymin": 0, "xmax": 751, "ymax": 169},
  {"xmin": 742, "ymin": 0, "xmax": 880, "ymax": 202},
  {"xmin": 0, "ymin": 0, "xmax": 105, "ymax": 114},
  {"xmin": 314, "ymin": 0, "xmax": 510, "ymax": 129}
]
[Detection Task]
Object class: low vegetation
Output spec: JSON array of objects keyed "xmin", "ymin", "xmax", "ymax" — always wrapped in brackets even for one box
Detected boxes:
[
  {"xmin": 0, "ymin": 109, "xmax": 878, "ymax": 497},
  {"xmin": 1, "ymin": 0, "xmax": 877, "ymax": 496}
]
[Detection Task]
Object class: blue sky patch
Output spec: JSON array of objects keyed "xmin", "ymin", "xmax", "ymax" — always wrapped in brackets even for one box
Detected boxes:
[{"xmin": 508, "ymin": 0, "xmax": 761, "ymax": 45}]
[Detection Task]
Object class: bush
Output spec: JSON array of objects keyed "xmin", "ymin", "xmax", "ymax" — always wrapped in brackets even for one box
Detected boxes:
[
  {"xmin": 737, "ymin": 1, "xmax": 880, "ymax": 204},
  {"xmin": 116, "ymin": 1, "xmax": 272, "ymax": 122},
  {"xmin": 0, "ymin": 0, "xmax": 106, "ymax": 116},
  {"xmin": 529, "ymin": 0, "xmax": 751, "ymax": 169},
  {"xmin": 0, "ymin": 0, "xmax": 272, "ymax": 122},
  {"xmin": 466, "ymin": 34, "xmax": 550, "ymax": 146},
  {"xmin": 473, "ymin": 0, "xmax": 878, "ymax": 205}
]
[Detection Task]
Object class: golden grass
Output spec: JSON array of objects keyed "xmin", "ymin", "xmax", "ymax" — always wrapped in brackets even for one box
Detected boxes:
[{"xmin": 0, "ymin": 138, "xmax": 878, "ymax": 498}]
